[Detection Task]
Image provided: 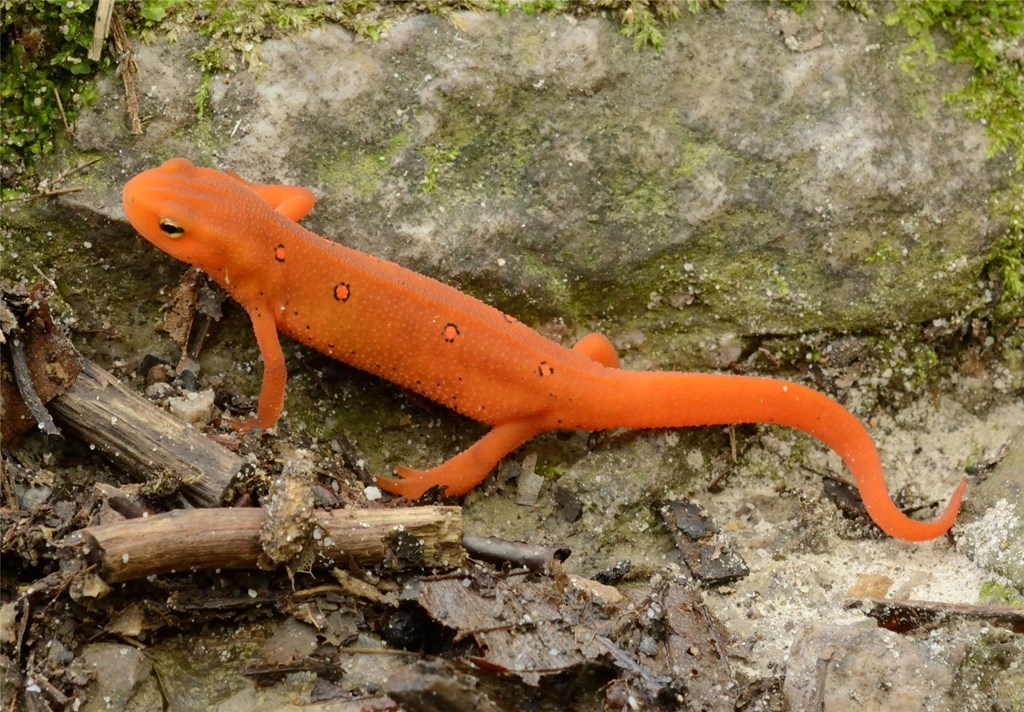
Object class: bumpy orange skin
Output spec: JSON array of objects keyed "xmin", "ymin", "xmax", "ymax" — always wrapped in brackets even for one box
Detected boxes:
[{"xmin": 122, "ymin": 158, "xmax": 965, "ymax": 541}]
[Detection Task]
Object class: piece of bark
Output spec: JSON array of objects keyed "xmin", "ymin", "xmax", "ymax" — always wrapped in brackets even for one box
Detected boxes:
[
  {"xmin": 49, "ymin": 359, "xmax": 240, "ymax": 507},
  {"xmin": 385, "ymin": 659, "xmax": 502, "ymax": 712},
  {"xmin": 0, "ymin": 286, "xmax": 82, "ymax": 444},
  {"xmin": 259, "ymin": 449, "xmax": 319, "ymax": 571},
  {"xmin": 6, "ymin": 325, "xmax": 63, "ymax": 444},
  {"xmin": 68, "ymin": 505, "xmax": 464, "ymax": 583},
  {"xmin": 661, "ymin": 499, "xmax": 749, "ymax": 585},
  {"xmin": 415, "ymin": 572, "xmax": 737, "ymax": 707}
]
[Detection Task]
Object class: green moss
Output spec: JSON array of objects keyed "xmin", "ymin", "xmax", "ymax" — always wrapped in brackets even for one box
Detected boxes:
[
  {"xmin": 142, "ymin": 0, "xmax": 388, "ymax": 72},
  {"xmin": 520, "ymin": 0, "xmax": 570, "ymax": 14},
  {"xmin": 0, "ymin": 0, "xmax": 109, "ymax": 180},
  {"xmin": 476, "ymin": 0, "xmax": 719, "ymax": 51},
  {"xmin": 535, "ymin": 463, "xmax": 568, "ymax": 479},
  {"xmin": 673, "ymin": 139, "xmax": 723, "ymax": 179},
  {"xmin": 617, "ymin": 0, "xmax": 680, "ymax": 50},
  {"xmin": 865, "ymin": 239, "xmax": 899, "ymax": 264},
  {"xmin": 839, "ymin": 0, "xmax": 874, "ymax": 18},
  {"xmin": 886, "ymin": 0, "xmax": 1024, "ymax": 170},
  {"xmin": 2, "ymin": 0, "xmax": 720, "ymax": 179},
  {"xmin": 189, "ymin": 46, "xmax": 226, "ymax": 118},
  {"xmin": 779, "ymin": 0, "xmax": 811, "ymax": 14},
  {"xmin": 984, "ymin": 181, "xmax": 1024, "ymax": 326},
  {"xmin": 316, "ymin": 128, "xmax": 412, "ymax": 198},
  {"xmin": 952, "ymin": 631, "xmax": 1024, "ymax": 711},
  {"xmin": 414, "ymin": 90, "xmax": 543, "ymax": 200},
  {"xmin": 1, "ymin": 200, "xmax": 97, "ymax": 283},
  {"xmin": 978, "ymin": 581, "xmax": 1024, "ymax": 606},
  {"xmin": 420, "ymin": 145, "xmax": 462, "ymax": 194}
]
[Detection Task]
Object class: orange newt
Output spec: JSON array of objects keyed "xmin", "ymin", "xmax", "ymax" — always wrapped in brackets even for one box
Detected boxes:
[{"xmin": 122, "ymin": 158, "xmax": 966, "ymax": 542}]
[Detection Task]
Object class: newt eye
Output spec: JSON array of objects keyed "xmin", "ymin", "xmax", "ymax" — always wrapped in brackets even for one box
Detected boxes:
[{"xmin": 158, "ymin": 218, "xmax": 185, "ymax": 238}]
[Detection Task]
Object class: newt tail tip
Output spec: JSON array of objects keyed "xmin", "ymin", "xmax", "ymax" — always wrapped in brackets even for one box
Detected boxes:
[{"xmin": 887, "ymin": 476, "xmax": 968, "ymax": 542}]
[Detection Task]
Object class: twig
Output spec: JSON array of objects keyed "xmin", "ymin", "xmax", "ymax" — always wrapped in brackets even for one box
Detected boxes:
[
  {"xmin": 1, "ymin": 187, "xmax": 85, "ymax": 204},
  {"xmin": 0, "ymin": 158, "xmax": 101, "ymax": 203},
  {"xmin": 462, "ymin": 534, "xmax": 570, "ymax": 571},
  {"xmin": 69, "ymin": 506, "xmax": 465, "ymax": 583},
  {"xmin": 52, "ymin": 88, "xmax": 71, "ymax": 137},
  {"xmin": 88, "ymin": 0, "xmax": 116, "ymax": 62},
  {"xmin": 110, "ymin": 9, "xmax": 142, "ymax": 134},
  {"xmin": 845, "ymin": 596, "xmax": 1024, "ymax": 633},
  {"xmin": 6, "ymin": 328, "xmax": 63, "ymax": 443},
  {"xmin": 52, "ymin": 157, "xmax": 103, "ymax": 185}
]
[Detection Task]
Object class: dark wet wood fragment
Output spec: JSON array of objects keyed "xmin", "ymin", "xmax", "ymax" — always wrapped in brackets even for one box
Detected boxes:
[
  {"xmin": 661, "ymin": 586, "xmax": 736, "ymax": 709},
  {"xmin": 0, "ymin": 285, "xmax": 81, "ymax": 444},
  {"xmin": 157, "ymin": 267, "xmax": 224, "ymax": 366},
  {"xmin": 385, "ymin": 659, "xmax": 502, "ymax": 712},
  {"xmin": 817, "ymin": 468, "xmax": 869, "ymax": 519},
  {"xmin": 415, "ymin": 571, "xmax": 738, "ymax": 709},
  {"xmin": 845, "ymin": 596, "xmax": 1024, "ymax": 634},
  {"xmin": 661, "ymin": 499, "xmax": 749, "ymax": 585},
  {"xmin": 552, "ymin": 484, "xmax": 582, "ymax": 522},
  {"xmin": 593, "ymin": 559, "xmax": 632, "ymax": 585},
  {"xmin": 6, "ymin": 326, "xmax": 63, "ymax": 443}
]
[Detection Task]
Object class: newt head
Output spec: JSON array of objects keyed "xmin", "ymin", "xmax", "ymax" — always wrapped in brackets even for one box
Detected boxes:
[
  {"xmin": 124, "ymin": 156, "xmax": 296, "ymax": 283},
  {"xmin": 122, "ymin": 157, "xmax": 237, "ymax": 274}
]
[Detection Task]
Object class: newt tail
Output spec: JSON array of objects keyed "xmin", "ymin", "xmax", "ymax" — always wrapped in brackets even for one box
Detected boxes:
[
  {"xmin": 584, "ymin": 371, "xmax": 966, "ymax": 543},
  {"xmin": 379, "ymin": 370, "xmax": 967, "ymax": 542}
]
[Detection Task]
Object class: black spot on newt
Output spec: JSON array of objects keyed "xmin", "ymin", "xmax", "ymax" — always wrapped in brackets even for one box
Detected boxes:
[
  {"xmin": 443, "ymin": 323, "xmax": 460, "ymax": 343},
  {"xmin": 334, "ymin": 283, "xmax": 351, "ymax": 302},
  {"xmin": 274, "ymin": 244, "xmax": 286, "ymax": 262}
]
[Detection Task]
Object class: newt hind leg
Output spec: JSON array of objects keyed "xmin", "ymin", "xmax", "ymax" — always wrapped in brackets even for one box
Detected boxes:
[
  {"xmin": 573, "ymin": 332, "xmax": 619, "ymax": 368},
  {"xmin": 376, "ymin": 418, "xmax": 545, "ymax": 500},
  {"xmin": 377, "ymin": 334, "xmax": 615, "ymax": 501}
]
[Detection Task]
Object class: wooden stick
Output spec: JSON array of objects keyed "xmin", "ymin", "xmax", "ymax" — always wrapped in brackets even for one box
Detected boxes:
[
  {"xmin": 48, "ymin": 359, "xmax": 241, "ymax": 507},
  {"xmin": 88, "ymin": 0, "xmax": 116, "ymax": 61},
  {"xmin": 70, "ymin": 506, "xmax": 464, "ymax": 583}
]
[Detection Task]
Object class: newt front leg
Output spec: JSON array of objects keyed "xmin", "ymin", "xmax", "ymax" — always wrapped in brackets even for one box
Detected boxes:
[{"xmin": 230, "ymin": 304, "xmax": 287, "ymax": 433}]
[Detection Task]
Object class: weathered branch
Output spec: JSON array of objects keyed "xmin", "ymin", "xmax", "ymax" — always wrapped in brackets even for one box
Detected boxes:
[
  {"xmin": 69, "ymin": 505, "xmax": 464, "ymax": 583},
  {"xmin": 49, "ymin": 359, "xmax": 241, "ymax": 507}
]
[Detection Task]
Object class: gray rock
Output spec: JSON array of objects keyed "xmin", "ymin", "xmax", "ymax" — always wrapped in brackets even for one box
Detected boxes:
[
  {"xmin": 783, "ymin": 623, "xmax": 963, "ymax": 712},
  {"xmin": 70, "ymin": 6, "xmax": 1011, "ymax": 366},
  {"xmin": 79, "ymin": 643, "xmax": 162, "ymax": 712},
  {"xmin": 959, "ymin": 427, "xmax": 1024, "ymax": 590},
  {"xmin": 166, "ymin": 388, "xmax": 217, "ymax": 425}
]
